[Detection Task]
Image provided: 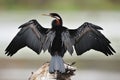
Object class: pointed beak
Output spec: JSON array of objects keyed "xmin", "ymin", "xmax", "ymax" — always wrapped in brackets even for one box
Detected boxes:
[
  {"xmin": 42, "ymin": 14, "xmax": 51, "ymax": 16},
  {"xmin": 42, "ymin": 14, "xmax": 56, "ymax": 18}
]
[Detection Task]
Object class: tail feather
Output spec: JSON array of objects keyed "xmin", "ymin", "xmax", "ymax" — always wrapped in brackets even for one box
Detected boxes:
[{"xmin": 49, "ymin": 55, "xmax": 65, "ymax": 73}]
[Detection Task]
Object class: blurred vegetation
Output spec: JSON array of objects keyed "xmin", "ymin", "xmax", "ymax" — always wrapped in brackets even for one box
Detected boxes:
[{"xmin": 0, "ymin": 0, "xmax": 120, "ymax": 11}]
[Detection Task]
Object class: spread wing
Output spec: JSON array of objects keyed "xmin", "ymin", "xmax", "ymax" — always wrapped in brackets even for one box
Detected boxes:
[
  {"xmin": 69, "ymin": 22, "xmax": 116, "ymax": 56},
  {"xmin": 5, "ymin": 19, "xmax": 49, "ymax": 56}
]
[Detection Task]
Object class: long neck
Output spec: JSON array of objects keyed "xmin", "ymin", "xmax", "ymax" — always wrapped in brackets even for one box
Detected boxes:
[
  {"xmin": 52, "ymin": 17, "xmax": 63, "ymax": 28},
  {"xmin": 58, "ymin": 16, "xmax": 63, "ymax": 26}
]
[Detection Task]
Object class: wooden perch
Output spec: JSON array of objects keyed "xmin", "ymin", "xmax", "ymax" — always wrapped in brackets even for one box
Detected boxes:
[{"xmin": 29, "ymin": 62, "xmax": 76, "ymax": 80}]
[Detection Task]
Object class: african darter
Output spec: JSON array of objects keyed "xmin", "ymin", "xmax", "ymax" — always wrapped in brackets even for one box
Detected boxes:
[{"xmin": 5, "ymin": 13, "xmax": 116, "ymax": 73}]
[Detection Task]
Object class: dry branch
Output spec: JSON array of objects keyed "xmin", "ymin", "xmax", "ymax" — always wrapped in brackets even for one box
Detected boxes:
[{"xmin": 29, "ymin": 62, "xmax": 76, "ymax": 80}]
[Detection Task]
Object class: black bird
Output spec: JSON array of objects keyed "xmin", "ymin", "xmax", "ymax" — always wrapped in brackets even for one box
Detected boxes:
[{"xmin": 5, "ymin": 13, "xmax": 116, "ymax": 73}]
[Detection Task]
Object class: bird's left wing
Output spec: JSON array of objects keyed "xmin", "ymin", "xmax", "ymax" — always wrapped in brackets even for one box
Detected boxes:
[
  {"xmin": 69, "ymin": 22, "xmax": 116, "ymax": 56},
  {"xmin": 5, "ymin": 19, "xmax": 49, "ymax": 56}
]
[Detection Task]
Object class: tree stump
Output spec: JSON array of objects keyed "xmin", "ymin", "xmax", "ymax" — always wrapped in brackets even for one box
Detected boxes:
[{"xmin": 29, "ymin": 62, "xmax": 76, "ymax": 80}]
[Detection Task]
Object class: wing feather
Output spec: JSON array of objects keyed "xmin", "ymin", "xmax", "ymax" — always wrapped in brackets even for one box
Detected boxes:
[
  {"xmin": 5, "ymin": 19, "xmax": 49, "ymax": 56},
  {"xmin": 61, "ymin": 30, "xmax": 73, "ymax": 55},
  {"xmin": 69, "ymin": 22, "xmax": 116, "ymax": 56},
  {"xmin": 43, "ymin": 31, "xmax": 55, "ymax": 52}
]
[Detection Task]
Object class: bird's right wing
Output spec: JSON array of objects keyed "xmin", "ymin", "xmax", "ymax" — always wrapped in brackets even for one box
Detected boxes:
[{"xmin": 5, "ymin": 19, "xmax": 49, "ymax": 56}]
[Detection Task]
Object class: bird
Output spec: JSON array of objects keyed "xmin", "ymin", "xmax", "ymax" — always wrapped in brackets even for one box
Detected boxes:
[{"xmin": 5, "ymin": 13, "xmax": 116, "ymax": 73}]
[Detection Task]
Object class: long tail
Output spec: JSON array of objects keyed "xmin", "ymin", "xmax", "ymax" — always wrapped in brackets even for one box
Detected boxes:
[{"xmin": 49, "ymin": 55, "xmax": 65, "ymax": 73}]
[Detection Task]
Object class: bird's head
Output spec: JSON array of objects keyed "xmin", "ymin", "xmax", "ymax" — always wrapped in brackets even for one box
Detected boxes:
[{"xmin": 42, "ymin": 13, "xmax": 63, "ymax": 27}]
